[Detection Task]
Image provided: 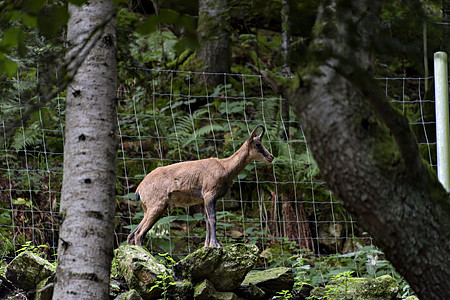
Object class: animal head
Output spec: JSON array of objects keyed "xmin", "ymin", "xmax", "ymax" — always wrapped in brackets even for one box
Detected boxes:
[{"xmin": 247, "ymin": 125, "xmax": 274, "ymax": 165}]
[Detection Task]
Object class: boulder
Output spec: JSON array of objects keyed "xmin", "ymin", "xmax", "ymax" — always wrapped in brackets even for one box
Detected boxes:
[
  {"xmin": 234, "ymin": 283, "xmax": 266, "ymax": 299},
  {"xmin": 113, "ymin": 245, "xmax": 169, "ymax": 299},
  {"xmin": 294, "ymin": 282, "xmax": 314, "ymax": 299},
  {"xmin": 170, "ymin": 280, "xmax": 194, "ymax": 299},
  {"xmin": 310, "ymin": 274, "xmax": 399, "ymax": 300},
  {"xmin": 5, "ymin": 251, "xmax": 55, "ymax": 290},
  {"xmin": 194, "ymin": 279, "xmax": 217, "ymax": 300},
  {"xmin": 241, "ymin": 267, "xmax": 294, "ymax": 292},
  {"xmin": 35, "ymin": 276, "xmax": 54, "ymax": 300},
  {"xmin": 211, "ymin": 291, "xmax": 240, "ymax": 299},
  {"xmin": 114, "ymin": 289, "xmax": 144, "ymax": 300},
  {"xmin": 174, "ymin": 244, "xmax": 259, "ymax": 291}
]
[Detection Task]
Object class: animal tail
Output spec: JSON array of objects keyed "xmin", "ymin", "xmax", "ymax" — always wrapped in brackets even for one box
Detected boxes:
[{"xmin": 135, "ymin": 191, "xmax": 140, "ymax": 202}]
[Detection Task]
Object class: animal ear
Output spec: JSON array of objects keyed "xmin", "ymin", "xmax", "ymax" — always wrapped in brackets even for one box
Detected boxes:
[{"xmin": 249, "ymin": 125, "xmax": 264, "ymax": 140}]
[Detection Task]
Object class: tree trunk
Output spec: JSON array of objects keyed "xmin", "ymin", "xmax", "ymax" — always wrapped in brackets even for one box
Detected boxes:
[
  {"xmin": 53, "ymin": 1, "xmax": 117, "ymax": 299},
  {"xmin": 443, "ymin": 0, "xmax": 450, "ymax": 52},
  {"xmin": 285, "ymin": 0, "xmax": 450, "ymax": 299},
  {"xmin": 197, "ymin": 0, "xmax": 230, "ymax": 87},
  {"xmin": 281, "ymin": 0, "xmax": 291, "ymax": 75}
]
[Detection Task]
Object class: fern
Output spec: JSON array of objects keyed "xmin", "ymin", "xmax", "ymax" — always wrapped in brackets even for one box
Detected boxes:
[{"xmin": 12, "ymin": 127, "xmax": 41, "ymax": 150}]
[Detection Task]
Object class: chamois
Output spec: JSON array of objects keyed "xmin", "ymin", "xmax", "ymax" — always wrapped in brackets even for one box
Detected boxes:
[{"xmin": 127, "ymin": 125, "xmax": 274, "ymax": 247}]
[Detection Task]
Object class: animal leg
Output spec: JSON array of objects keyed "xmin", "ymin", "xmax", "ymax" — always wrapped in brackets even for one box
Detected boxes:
[
  {"xmin": 204, "ymin": 216, "xmax": 210, "ymax": 247},
  {"xmin": 133, "ymin": 203, "xmax": 168, "ymax": 246},
  {"xmin": 127, "ymin": 224, "xmax": 141, "ymax": 245},
  {"xmin": 204, "ymin": 194, "xmax": 220, "ymax": 247}
]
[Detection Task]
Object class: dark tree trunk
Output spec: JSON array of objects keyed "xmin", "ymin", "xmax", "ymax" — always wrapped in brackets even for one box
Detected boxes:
[
  {"xmin": 443, "ymin": 0, "xmax": 450, "ymax": 52},
  {"xmin": 197, "ymin": 0, "xmax": 230, "ymax": 87},
  {"xmin": 285, "ymin": 0, "xmax": 450, "ymax": 299},
  {"xmin": 281, "ymin": 0, "xmax": 291, "ymax": 75}
]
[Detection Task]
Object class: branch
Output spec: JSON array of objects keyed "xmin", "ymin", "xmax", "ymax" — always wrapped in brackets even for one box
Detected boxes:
[
  {"xmin": 0, "ymin": 9, "xmax": 117, "ymax": 146},
  {"xmin": 330, "ymin": 58, "xmax": 427, "ymax": 185}
]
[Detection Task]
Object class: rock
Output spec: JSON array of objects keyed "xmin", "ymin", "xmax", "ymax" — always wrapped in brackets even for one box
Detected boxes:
[
  {"xmin": 35, "ymin": 276, "xmax": 54, "ymax": 300},
  {"xmin": 404, "ymin": 296, "xmax": 419, "ymax": 300},
  {"xmin": 211, "ymin": 291, "xmax": 240, "ymax": 300},
  {"xmin": 194, "ymin": 279, "xmax": 216, "ymax": 300},
  {"xmin": 318, "ymin": 222, "xmax": 344, "ymax": 252},
  {"xmin": 294, "ymin": 282, "xmax": 314, "ymax": 299},
  {"xmin": 241, "ymin": 267, "xmax": 294, "ymax": 292},
  {"xmin": 310, "ymin": 274, "xmax": 399, "ymax": 300},
  {"xmin": 113, "ymin": 245, "xmax": 169, "ymax": 299},
  {"xmin": 110, "ymin": 278, "xmax": 126, "ymax": 298},
  {"xmin": 170, "ymin": 280, "xmax": 194, "ymax": 299},
  {"xmin": 114, "ymin": 289, "xmax": 144, "ymax": 300},
  {"xmin": 5, "ymin": 251, "xmax": 55, "ymax": 290},
  {"xmin": 174, "ymin": 244, "xmax": 259, "ymax": 291},
  {"xmin": 234, "ymin": 283, "xmax": 265, "ymax": 299}
]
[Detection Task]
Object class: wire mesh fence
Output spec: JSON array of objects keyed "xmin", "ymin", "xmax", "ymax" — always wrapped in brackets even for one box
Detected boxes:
[{"xmin": 0, "ymin": 67, "xmax": 436, "ymax": 269}]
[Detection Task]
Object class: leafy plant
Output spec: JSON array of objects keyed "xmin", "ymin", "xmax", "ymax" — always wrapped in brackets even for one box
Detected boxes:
[
  {"xmin": 273, "ymin": 289, "xmax": 293, "ymax": 299},
  {"xmin": 16, "ymin": 241, "xmax": 48, "ymax": 257},
  {"xmin": 293, "ymin": 246, "xmax": 411, "ymax": 296},
  {"xmin": 148, "ymin": 253, "xmax": 177, "ymax": 300},
  {"xmin": 306, "ymin": 270, "xmax": 354, "ymax": 300}
]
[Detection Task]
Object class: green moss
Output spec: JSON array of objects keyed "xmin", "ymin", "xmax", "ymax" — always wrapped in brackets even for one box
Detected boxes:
[
  {"xmin": 6, "ymin": 251, "xmax": 55, "ymax": 290},
  {"xmin": 112, "ymin": 245, "xmax": 168, "ymax": 296},
  {"xmin": 241, "ymin": 267, "xmax": 294, "ymax": 291},
  {"xmin": 404, "ymin": 296, "xmax": 419, "ymax": 300},
  {"xmin": 369, "ymin": 119, "xmax": 402, "ymax": 176},
  {"xmin": 174, "ymin": 244, "xmax": 259, "ymax": 291},
  {"xmin": 310, "ymin": 274, "xmax": 399, "ymax": 300}
]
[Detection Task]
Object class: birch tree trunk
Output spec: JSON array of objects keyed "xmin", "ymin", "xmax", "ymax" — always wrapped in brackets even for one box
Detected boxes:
[
  {"xmin": 285, "ymin": 0, "xmax": 450, "ymax": 298},
  {"xmin": 197, "ymin": 0, "xmax": 230, "ymax": 87},
  {"xmin": 53, "ymin": 1, "xmax": 117, "ymax": 299}
]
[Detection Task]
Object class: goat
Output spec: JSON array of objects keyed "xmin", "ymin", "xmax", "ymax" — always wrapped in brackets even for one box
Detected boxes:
[{"xmin": 127, "ymin": 125, "xmax": 274, "ymax": 247}]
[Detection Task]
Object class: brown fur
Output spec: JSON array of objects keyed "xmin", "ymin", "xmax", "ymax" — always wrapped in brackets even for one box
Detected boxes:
[{"xmin": 127, "ymin": 125, "xmax": 274, "ymax": 247}]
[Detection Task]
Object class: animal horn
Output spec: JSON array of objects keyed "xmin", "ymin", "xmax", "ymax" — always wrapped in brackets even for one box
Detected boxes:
[{"xmin": 257, "ymin": 125, "xmax": 265, "ymax": 139}]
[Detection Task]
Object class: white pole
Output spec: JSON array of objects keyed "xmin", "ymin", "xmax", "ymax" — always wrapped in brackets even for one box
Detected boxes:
[{"xmin": 434, "ymin": 51, "xmax": 450, "ymax": 191}]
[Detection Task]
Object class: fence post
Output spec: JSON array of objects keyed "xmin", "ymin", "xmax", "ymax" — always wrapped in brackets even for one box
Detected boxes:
[{"xmin": 434, "ymin": 51, "xmax": 450, "ymax": 191}]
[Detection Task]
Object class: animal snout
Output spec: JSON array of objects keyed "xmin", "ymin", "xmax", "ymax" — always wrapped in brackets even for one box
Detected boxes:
[{"xmin": 266, "ymin": 154, "xmax": 274, "ymax": 163}]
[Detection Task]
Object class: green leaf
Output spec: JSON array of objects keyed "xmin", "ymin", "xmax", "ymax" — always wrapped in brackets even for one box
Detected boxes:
[
  {"xmin": 137, "ymin": 15, "xmax": 158, "ymax": 35},
  {"xmin": 22, "ymin": 14, "xmax": 37, "ymax": 28},
  {"xmin": 37, "ymin": 5, "xmax": 69, "ymax": 36},
  {"xmin": 24, "ymin": 0, "xmax": 46, "ymax": 14},
  {"xmin": 0, "ymin": 57, "xmax": 18, "ymax": 76},
  {"xmin": 1, "ymin": 28, "xmax": 20, "ymax": 50},
  {"xmin": 118, "ymin": 193, "xmax": 136, "ymax": 200},
  {"xmin": 158, "ymin": 9, "xmax": 179, "ymax": 24}
]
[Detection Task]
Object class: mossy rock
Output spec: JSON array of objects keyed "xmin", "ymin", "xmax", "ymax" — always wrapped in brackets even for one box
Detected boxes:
[
  {"xmin": 234, "ymin": 283, "xmax": 265, "ymax": 299},
  {"xmin": 211, "ymin": 291, "xmax": 240, "ymax": 300},
  {"xmin": 113, "ymin": 245, "xmax": 169, "ymax": 299},
  {"xmin": 174, "ymin": 244, "xmax": 259, "ymax": 291},
  {"xmin": 170, "ymin": 280, "xmax": 194, "ymax": 299},
  {"xmin": 310, "ymin": 274, "xmax": 399, "ymax": 300},
  {"xmin": 295, "ymin": 282, "xmax": 314, "ymax": 299},
  {"xmin": 35, "ymin": 276, "xmax": 54, "ymax": 300},
  {"xmin": 5, "ymin": 251, "xmax": 55, "ymax": 290},
  {"xmin": 241, "ymin": 267, "xmax": 294, "ymax": 292},
  {"xmin": 194, "ymin": 279, "xmax": 217, "ymax": 300},
  {"xmin": 114, "ymin": 289, "xmax": 143, "ymax": 300}
]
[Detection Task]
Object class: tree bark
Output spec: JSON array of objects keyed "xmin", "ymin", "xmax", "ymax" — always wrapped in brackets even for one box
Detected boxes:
[
  {"xmin": 53, "ymin": 1, "xmax": 118, "ymax": 299},
  {"xmin": 197, "ymin": 0, "xmax": 230, "ymax": 87},
  {"xmin": 281, "ymin": 0, "xmax": 291, "ymax": 75},
  {"xmin": 285, "ymin": 0, "xmax": 450, "ymax": 299}
]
